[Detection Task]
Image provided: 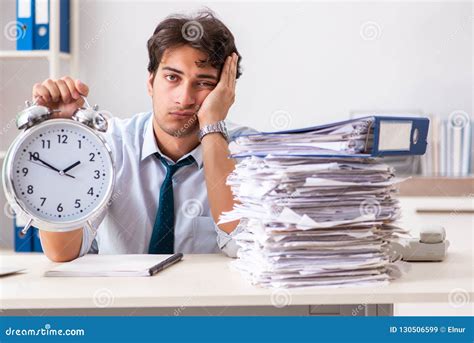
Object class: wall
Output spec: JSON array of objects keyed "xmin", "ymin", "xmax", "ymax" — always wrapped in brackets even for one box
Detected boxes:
[{"xmin": 0, "ymin": 0, "xmax": 472, "ymax": 248}]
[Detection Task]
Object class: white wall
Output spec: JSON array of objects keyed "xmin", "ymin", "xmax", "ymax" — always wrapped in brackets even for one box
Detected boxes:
[{"xmin": 0, "ymin": 0, "xmax": 472, "ymax": 248}]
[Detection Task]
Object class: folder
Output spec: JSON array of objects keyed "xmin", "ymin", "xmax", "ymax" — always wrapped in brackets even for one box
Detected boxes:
[
  {"xmin": 230, "ymin": 116, "xmax": 429, "ymax": 158},
  {"xmin": 33, "ymin": 0, "xmax": 70, "ymax": 52},
  {"xmin": 16, "ymin": 0, "xmax": 35, "ymax": 50},
  {"xmin": 33, "ymin": 0, "xmax": 49, "ymax": 50},
  {"xmin": 32, "ymin": 227, "xmax": 44, "ymax": 252},
  {"xmin": 13, "ymin": 217, "xmax": 33, "ymax": 252},
  {"xmin": 59, "ymin": 0, "xmax": 70, "ymax": 52}
]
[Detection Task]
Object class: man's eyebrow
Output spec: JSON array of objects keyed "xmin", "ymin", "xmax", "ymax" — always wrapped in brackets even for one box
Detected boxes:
[
  {"xmin": 162, "ymin": 66, "xmax": 218, "ymax": 81},
  {"xmin": 162, "ymin": 66, "xmax": 184, "ymax": 75}
]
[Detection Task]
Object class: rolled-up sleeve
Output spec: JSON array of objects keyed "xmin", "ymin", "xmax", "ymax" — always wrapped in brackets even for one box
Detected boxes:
[
  {"xmin": 215, "ymin": 223, "xmax": 244, "ymax": 258},
  {"xmin": 213, "ymin": 122, "xmax": 257, "ymax": 258},
  {"xmin": 78, "ymin": 210, "xmax": 106, "ymax": 257}
]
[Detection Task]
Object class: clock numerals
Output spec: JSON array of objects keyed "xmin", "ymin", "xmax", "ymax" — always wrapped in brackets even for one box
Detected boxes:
[
  {"xmin": 29, "ymin": 152, "xmax": 39, "ymax": 161},
  {"xmin": 75, "ymin": 199, "xmax": 81, "ymax": 208},
  {"xmin": 78, "ymin": 140, "xmax": 82, "ymax": 149},
  {"xmin": 87, "ymin": 187, "xmax": 94, "ymax": 196},
  {"xmin": 89, "ymin": 153, "xmax": 95, "ymax": 162},
  {"xmin": 57, "ymin": 134, "xmax": 68, "ymax": 144},
  {"xmin": 40, "ymin": 197, "xmax": 47, "ymax": 206},
  {"xmin": 22, "ymin": 167, "xmax": 28, "ymax": 176},
  {"xmin": 94, "ymin": 170, "xmax": 100, "ymax": 179},
  {"xmin": 57, "ymin": 203, "xmax": 63, "ymax": 212},
  {"xmin": 41, "ymin": 140, "xmax": 51, "ymax": 149},
  {"xmin": 27, "ymin": 185, "xmax": 34, "ymax": 194}
]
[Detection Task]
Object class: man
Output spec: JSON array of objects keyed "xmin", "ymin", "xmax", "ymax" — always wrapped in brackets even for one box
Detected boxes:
[{"xmin": 34, "ymin": 11, "xmax": 254, "ymax": 262}]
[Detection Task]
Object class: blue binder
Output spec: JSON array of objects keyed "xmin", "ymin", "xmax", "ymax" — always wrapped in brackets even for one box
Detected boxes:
[
  {"xmin": 59, "ymin": 0, "xmax": 70, "ymax": 52},
  {"xmin": 371, "ymin": 116, "xmax": 429, "ymax": 157},
  {"xmin": 16, "ymin": 0, "xmax": 35, "ymax": 50},
  {"xmin": 33, "ymin": 0, "xmax": 70, "ymax": 52},
  {"xmin": 14, "ymin": 217, "xmax": 33, "ymax": 252},
  {"xmin": 33, "ymin": 0, "xmax": 49, "ymax": 49},
  {"xmin": 32, "ymin": 227, "xmax": 44, "ymax": 252},
  {"xmin": 231, "ymin": 116, "xmax": 430, "ymax": 158}
]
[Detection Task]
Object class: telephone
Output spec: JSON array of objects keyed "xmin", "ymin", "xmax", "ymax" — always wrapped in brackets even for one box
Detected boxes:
[{"xmin": 389, "ymin": 225, "xmax": 449, "ymax": 262}]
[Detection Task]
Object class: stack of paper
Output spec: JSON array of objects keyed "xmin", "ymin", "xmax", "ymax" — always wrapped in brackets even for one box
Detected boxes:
[
  {"xmin": 229, "ymin": 117, "xmax": 374, "ymax": 158},
  {"xmin": 220, "ymin": 127, "xmax": 410, "ymax": 288}
]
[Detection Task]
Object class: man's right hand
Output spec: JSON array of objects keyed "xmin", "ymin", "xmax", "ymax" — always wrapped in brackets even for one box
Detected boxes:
[{"xmin": 32, "ymin": 76, "xmax": 90, "ymax": 118}]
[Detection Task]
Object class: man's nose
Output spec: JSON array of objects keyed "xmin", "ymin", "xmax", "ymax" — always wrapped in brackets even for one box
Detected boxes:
[{"xmin": 176, "ymin": 84, "xmax": 196, "ymax": 107}]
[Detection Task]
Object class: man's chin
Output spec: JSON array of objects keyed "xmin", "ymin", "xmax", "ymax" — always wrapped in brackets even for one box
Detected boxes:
[{"xmin": 161, "ymin": 121, "xmax": 199, "ymax": 138}]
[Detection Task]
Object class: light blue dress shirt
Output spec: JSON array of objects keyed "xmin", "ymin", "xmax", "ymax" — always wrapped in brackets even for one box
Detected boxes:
[{"xmin": 79, "ymin": 111, "xmax": 255, "ymax": 258}]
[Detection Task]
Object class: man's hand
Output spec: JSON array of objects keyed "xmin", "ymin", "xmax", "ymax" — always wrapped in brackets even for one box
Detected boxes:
[
  {"xmin": 197, "ymin": 52, "xmax": 238, "ymax": 128},
  {"xmin": 32, "ymin": 76, "xmax": 89, "ymax": 118}
]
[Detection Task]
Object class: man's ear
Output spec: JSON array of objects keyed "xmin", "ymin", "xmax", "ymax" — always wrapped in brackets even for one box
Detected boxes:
[{"xmin": 147, "ymin": 72, "xmax": 155, "ymax": 96}]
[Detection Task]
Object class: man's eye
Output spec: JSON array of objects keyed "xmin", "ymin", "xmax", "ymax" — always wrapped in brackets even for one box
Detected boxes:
[
  {"xmin": 197, "ymin": 82, "xmax": 216, "ymax": 88},
  {"xmin": 165, "ymin": 75, "xmax": 178, "ymax": 82}
]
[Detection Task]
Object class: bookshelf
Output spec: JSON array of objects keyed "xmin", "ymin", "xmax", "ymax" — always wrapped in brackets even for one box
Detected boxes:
[{"xmin": 0, "ymin": 0, "xmax": 79, "ymax": 160}]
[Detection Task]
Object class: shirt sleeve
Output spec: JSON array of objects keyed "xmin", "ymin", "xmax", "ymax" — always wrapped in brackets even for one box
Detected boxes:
[
  {"xmin": 213, "ymin": 122, "xmax": 258, "ymax": 258},
  {"xmin": 215, "ymin": 223, "xmax": 244, "ymax": 258},
  {"xmin": 78, "ymin": 210, "xmax": 107, "ymax": 257}
]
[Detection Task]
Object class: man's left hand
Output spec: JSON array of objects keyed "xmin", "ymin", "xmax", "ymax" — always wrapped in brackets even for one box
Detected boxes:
[{"xmin": 197, "ymin": 52, "xmax": 238, "ymax": 128}]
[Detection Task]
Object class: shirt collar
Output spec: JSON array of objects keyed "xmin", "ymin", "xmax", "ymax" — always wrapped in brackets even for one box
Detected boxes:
[{"xmin": 141, "ymin": 113, "xmax": 204, "ymax": 168}]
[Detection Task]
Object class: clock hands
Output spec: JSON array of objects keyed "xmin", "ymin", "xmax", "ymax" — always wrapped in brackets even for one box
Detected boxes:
[
  {"xmin": 30, "ymin": 156, "xmax": 76, "ymax": 179},
  {"xmin": 62, "ymin": 161, "xmax": 81, "ymax": 174}
]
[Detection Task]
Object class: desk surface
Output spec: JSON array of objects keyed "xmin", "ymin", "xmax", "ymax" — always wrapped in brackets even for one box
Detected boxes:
[{"xmin": 1, "ymin": 197, "xmax": 473, "ymax": 310}]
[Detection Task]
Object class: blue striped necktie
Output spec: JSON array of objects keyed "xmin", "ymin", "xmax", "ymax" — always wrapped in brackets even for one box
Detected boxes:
[{"xmin": 148, "ymin": 153, "xmax": 195, "ymax": 254}]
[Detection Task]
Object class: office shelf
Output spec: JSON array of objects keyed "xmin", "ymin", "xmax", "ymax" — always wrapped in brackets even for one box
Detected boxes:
[
  {"xmin": 397, "ymin": 176, "xmax": 474, "ymax": 197},
  {"xmin": 0, "ymin": 0, "xmax": 79, "ymax": 78},
  {"xmin": 0, "ymin": 50, "xmax": 71, "ymax": 60}
]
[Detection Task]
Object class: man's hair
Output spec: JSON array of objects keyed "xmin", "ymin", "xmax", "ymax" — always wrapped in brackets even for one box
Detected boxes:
[{"xmin": 147, "ymin": 10, "xmax": 242, "ymax": 78}]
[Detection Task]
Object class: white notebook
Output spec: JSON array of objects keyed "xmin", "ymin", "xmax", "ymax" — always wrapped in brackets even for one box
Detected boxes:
[{"xmin": 44, "ymin": 254, "xmax": 183, "ymax": 277}]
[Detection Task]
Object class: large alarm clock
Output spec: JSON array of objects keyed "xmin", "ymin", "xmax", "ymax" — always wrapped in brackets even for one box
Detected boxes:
[{"xmin": 2, "ymin": 97, "xmax": 115, "ymax": 234}]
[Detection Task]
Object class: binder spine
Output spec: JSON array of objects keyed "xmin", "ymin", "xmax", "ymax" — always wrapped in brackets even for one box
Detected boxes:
[{"xmin": 16, "ymin": 0, "xmax": 35, "ymax": 50}]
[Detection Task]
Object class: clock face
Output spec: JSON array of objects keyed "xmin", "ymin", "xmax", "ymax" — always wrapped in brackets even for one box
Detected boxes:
[{"xmin": 8, "ymin": 120, "xmax": 114, "ymax": 226}]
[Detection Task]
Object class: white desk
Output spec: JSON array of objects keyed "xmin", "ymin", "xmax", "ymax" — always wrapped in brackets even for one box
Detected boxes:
[{"xmin": 1, "ymin": 197, "xmax": 472, "ymax": 316}]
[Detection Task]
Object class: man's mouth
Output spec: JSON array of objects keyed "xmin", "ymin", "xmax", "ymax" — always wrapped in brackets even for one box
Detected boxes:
[{"xmin": 169, "ymin": 111, "xmax": 195, "ymax": 117}]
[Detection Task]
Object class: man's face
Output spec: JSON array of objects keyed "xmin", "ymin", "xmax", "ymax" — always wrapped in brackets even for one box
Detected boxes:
[{"xmin": 147, "ymin": 45, "xmax": 219, "ymax": 138}]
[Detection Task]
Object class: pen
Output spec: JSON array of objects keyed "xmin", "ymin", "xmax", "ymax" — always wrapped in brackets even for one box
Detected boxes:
[{"xmin": 148, "ymin": 253, "xmax": 183, "ymax": 276}]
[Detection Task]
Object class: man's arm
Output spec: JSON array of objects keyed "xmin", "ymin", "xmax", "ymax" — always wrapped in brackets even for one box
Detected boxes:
[
  {"xmin": 201, "ymin": 133, "xmax": 239, "ymax": 233},
  {"xmin": 198, "ymin": 52, "xmax": 240, "ymax": 234},
  {"xmin": 39, "ymin": 229, "xmax": 83, "ymax": 262},
  {"xmin": 32, "ymin": 76, "xmax": 90, "ymax": 262}
]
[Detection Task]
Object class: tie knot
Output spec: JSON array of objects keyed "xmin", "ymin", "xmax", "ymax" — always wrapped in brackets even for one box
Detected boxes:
[{"xmin": 155, "ymin": 153, "xmax": 195, "ymax": 176}]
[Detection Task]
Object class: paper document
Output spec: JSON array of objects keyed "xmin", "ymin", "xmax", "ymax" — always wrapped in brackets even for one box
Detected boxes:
[
  {"xmin": 220, "ymin": 119, "xmax": 415, "ymax": 288},
  {"xmin": 44, "ymin": 254, "xmax": 182, "ymax": 277}
]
